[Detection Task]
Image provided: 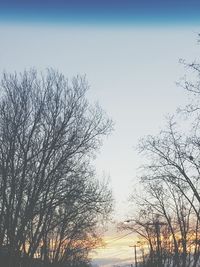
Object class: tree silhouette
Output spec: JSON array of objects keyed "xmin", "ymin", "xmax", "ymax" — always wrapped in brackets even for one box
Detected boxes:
[{"xmin": 0, "ymin": 69, "xmax": 113, "ymax": 267}]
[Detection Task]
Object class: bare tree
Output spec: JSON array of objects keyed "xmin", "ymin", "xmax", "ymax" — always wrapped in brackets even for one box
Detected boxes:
[
  {"xmin": 124, "ymin": 52, "xmax": 200, "ymax": 267},
  {"xmin": 0, "ymin": 69, "xmax": 113, "ymax": 266}
]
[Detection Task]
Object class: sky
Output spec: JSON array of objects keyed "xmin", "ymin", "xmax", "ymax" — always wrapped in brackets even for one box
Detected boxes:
[
  {"xmin": 1, "ymin": 1, "xmax": 200, "ymax": 266},
  {"xmin": 1, "ymin": 0, "xmax": 200, "ymax": 25}
]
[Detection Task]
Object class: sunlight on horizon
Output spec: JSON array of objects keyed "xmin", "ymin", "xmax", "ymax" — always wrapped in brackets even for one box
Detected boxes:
[{"xmin": 1, "ymin": 1, "xmax": 200, "ymax": 266}]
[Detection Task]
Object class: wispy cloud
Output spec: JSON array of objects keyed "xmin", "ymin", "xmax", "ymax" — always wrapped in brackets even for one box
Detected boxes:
[
  {"xmin": 90, "ymin": 233, "xmax": 137, "ymax": 267},
  {"xmin": 92, "ymin": 257, "xmax": 134, "ymax": 267}
]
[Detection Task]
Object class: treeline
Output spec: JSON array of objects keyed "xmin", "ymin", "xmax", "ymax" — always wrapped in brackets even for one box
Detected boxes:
[
  {"xmin": 121, "ymin": 62, "xmax": 200, "ymax": 267},
  {"xmin": 0, "ymin": 70, "xmax": 113, "ymax": 267}
]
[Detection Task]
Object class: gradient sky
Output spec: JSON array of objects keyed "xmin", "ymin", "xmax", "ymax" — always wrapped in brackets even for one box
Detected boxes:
[
  {"xmin": 1, "ymin": 0, "xmax": 200, "ymax": 25},
  {"xmin": 0, "ymin": 1, "xmax": 200, "ymax": 266}
]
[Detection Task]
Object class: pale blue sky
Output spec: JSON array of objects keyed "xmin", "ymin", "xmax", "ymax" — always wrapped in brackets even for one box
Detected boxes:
[
  {"xmin": 1, "ymin": 23, "xmax": 200, "ymax": 266},
  {"xmin": 0, "ymin": 24, "xmax": 199, "ymax": 218}
]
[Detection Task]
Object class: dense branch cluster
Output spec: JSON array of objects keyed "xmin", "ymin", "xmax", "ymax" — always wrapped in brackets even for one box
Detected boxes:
[
  {"xmin": 120, "ymin": 62, "xmax": 200, "ymax": 267},
  {"xmin": 0, "ymin": 70, "xmax": 113, "ymax": 267}
]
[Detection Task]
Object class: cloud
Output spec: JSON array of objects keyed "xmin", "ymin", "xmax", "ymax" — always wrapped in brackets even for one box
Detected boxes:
[{"xmin": 92, "ymin": 257, "xmax": 134, "ymax": 267}]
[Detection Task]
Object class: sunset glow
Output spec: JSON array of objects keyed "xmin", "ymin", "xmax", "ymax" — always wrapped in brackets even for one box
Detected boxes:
[
  {"xmin": 1, "ymin": 1, "xmax": 200, "ymax": 267},
  {"xmin": 91, "ymin": 234, "xmax": 137, "ymax": 267}
]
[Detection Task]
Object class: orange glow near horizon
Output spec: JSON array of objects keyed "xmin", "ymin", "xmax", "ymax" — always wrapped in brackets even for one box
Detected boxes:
[{"xmin": 90, "ymin": 233, "xmax": 140, "ymax": 266}]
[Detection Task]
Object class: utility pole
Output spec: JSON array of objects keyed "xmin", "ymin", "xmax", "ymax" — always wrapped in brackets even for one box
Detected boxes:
[
  {"xmin": 129, "ymin": 244, "xmax": 138, "ymax": 267},
  {"xmin": 125, "ymin": 218, "xmax": 167, "ymax": 267},
  {"xmin": 134, "ymin": 245, "xmax": 137, "ymax": 267}
]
